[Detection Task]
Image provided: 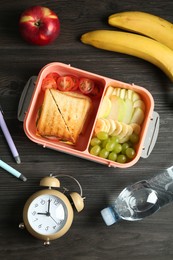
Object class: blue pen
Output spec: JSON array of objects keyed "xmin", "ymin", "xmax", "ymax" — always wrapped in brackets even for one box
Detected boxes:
[
  {"xmin": 0, "ymin": 108, "xmax": 21, "ymax": 164},
  {"xmin": 0, "ymin": 159, "xmax": 27, "ymax": 181}
]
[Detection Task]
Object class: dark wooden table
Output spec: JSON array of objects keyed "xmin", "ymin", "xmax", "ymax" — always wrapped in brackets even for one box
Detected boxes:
[{"xmin": 1, "ymin": 1, "xmax": 173, "ymax": 259}]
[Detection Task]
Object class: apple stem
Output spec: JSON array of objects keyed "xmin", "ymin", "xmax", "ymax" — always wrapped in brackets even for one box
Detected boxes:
[{"xmin": 35, "ymin": 20, "xmax": 41, "ymax": 27}]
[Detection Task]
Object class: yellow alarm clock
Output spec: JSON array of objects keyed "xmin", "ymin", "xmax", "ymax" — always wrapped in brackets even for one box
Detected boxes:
[{"xmin": 19, "ymin": 175, "xmax": 84, "ymax": 246}]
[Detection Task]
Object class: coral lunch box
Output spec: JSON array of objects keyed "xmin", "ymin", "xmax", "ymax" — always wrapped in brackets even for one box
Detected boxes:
[{"xmin": 18, "ymin": 62, "xmax": 159, "ymax": 168}]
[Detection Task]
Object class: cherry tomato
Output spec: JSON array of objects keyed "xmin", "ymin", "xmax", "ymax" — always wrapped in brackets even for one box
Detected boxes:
[
  {"xmin": 45, "ymin": 72, "xmax": 60, "ymax": 81},
  {"xmin": 89, "ymin": 85, "xmax": 102, "ymax": 98},
  {"xmin": 57, "ymin": 76, "xmax": 74, "ymax": 91},
  {"xmin": 41, "ymin": 77, "xmax": 57, "ymax": 91},
  {"xmin": 66, "ymin": 75, "xmax": 79, "ymax": 91},
  {"xmin": 79, "ymin": 78, "xmax": 94, "ymax": 94}
]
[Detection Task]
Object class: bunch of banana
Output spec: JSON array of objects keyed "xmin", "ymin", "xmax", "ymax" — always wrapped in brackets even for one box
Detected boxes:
[
  {"xmin": 81, "ymin": 11, "xmax": 173, "ymax": 82},
  {"xmin": 108, "ymin": 11, "xmax": 173, "ymax": 51}
]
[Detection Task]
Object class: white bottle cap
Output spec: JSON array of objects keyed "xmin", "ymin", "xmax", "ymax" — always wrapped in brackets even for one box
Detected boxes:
[{"xmin": 101, "ymin": 207, "xmax": 117, "ymax": 226}]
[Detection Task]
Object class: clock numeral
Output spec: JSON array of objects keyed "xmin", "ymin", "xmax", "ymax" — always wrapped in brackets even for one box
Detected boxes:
[
  {"xmin": 54, "ymin": 200, "xmax": 60, "ymax": 206},
  {"xmin": 53, "ymin": 225, "xmax": 57, "ymax": 229},
  {"xmin": 33, "ymin": 218, "xmax": 38, "ymax": 222},
  {"xmin": 57, "ymin": 219, "xmax": 63, "ymax": 224},
  {"xmin": 38, "ymin": 224, "xmax": 42, "ymax": 229},
  {"xmin": 34, "ymin": 203, "xmax": 39, "ymax": 208},
  {"xmin": 32, "ymin": 211, "xmax": 36, "ymax": 216},
  {"xmin": 40, "ymin": 199, "xmax": 46, "ymax": 205},
  {"xmin": 45, "ymin": 226, "xmax": 49, "ymax": 231}
]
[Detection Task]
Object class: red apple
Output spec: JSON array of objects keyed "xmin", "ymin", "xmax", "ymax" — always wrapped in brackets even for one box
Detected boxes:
[{"xmin": 19, "ymin": 6, "xmax": 60, "ymax": 46}]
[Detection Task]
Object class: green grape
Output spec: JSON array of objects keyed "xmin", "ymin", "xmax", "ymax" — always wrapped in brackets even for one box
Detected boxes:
[
  {"xmin": 117, "ymin": 154, "xmax": 127, "ymax": 163},
  {"xmin": 113, "ymin": 143, "xmax": 122, "ymax": 154},
  {"xmin": 90, "ymin": 145, "xmax": 101, "ymax": 156},
  {"xmin": 90, "ymin": 137, "xmax": 101, "ymax": 146},
  {"xmin": 101, "ymin": 137, "xmax": 110, "ymax": 148},
  {"xmin": 108, "ymin": 152, "xmax": 117, "ymax": 161},
  {"xmin": 99, "ymin": 148, "xmax": 109, "ymax": 159},
  {"xmin": 126, "ymin": 147, "xmax": 136, "ymax": 159},
  {"xmin": 129, "ymin": 133, "xmax": 139, "ymax": 144},
  {"xmin": 106, "ymin": 141, "xmax": 116, "ymax": 152},
  {"xmin": 110, "ymin": 136, "xmax": 119, "ymax": 143},
  {"xmin": 121, "ymin": 142, "xmax": 130, "ymax": 154},
  {"xmin": 97, "ymin": 131, "xmax": 109, "ymax": 141}
]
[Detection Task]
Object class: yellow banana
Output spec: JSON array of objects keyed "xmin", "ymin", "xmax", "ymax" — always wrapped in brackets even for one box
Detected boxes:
[
  {"xmin": 108, "ymin": 11, "xmax": 173, "ymax": 51},
  {"xmin": 81, "ymin": 30, "xmax": 173, "ymax": 82}
]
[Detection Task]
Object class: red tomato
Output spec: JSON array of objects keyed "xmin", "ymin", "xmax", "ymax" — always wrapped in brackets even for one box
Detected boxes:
[
  {"xmin": 66, "ymin": 75, "xmax": 79, "ymax": 91},
  {"xmin": 79, "ymin": 78, "xmax": 94, "ymax": 94},
  {"xmin": 41, "ymin": 77, "xmax": 57, "ymax": 91},
  {"xmin": 56, "ymin": 76, "xmax": 74, "ymax": 91},
  {"xmin": 45, "ymin": 72, "xmax": 60, "ymax": 81},
  {"xmin": 89, "ymin": 85, "xmax": 102, "ymax": 98}
]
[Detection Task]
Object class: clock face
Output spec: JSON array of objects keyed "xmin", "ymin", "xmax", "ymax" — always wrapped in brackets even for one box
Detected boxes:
[{"xmin": 27, "ymin": 194, "xmax": 68, "ymax": 235}]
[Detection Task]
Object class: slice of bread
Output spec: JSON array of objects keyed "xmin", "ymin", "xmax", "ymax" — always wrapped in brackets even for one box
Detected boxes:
[
  {"xmin": 37, "ymin": 89, "xmax": 92, "ymax": 144},
  {"xmin": 37, "ymin": 89, "xmax": 73, "ymax": 142}
]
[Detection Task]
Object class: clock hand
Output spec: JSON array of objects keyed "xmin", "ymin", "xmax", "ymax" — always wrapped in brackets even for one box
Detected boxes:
[
  {"xmin": 49, "ymin": 215, "xmax": 62, "ymax": 225},
  {"xmin": 37, "ymin": 199, "xmax": 51, "ymax": 216},
  {"xmin": 47, "ymin": 198, "xmax": 51, "ymax": 214}
]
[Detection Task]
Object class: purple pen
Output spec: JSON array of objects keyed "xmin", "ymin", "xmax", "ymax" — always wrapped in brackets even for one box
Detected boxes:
[{"xmin": 0, "ymin": 109, "xmax": 21, "ymax": 164}]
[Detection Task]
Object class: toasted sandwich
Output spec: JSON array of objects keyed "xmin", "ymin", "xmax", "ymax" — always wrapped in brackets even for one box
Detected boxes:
[{"xmin": 37, "ymin": 88, "xmax": 92, "ymax": 144}]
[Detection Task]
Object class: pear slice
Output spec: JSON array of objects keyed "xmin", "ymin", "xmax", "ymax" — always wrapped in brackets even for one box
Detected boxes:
[
  {"xmin": 122, "ymin": 98, "xmax": 134, "ymax": 124},
  {"xmin": 98, "ymin": 96, "xmax": 112, "ymax": 118},
  {"xmin": 108, "ymin": 95, "xmax": 126, "ymax": 121}
]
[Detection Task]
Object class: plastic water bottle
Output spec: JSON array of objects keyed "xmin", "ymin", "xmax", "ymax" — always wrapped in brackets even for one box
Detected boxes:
[{"xmin": 101, "ymin": 166, "xmax": 173, "ymax": 226}]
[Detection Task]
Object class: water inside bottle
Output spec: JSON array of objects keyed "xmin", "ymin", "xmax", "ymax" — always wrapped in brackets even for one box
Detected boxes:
[{"xmin": 114, "ymin": 180, "xmax": 160, "ymax": 221}]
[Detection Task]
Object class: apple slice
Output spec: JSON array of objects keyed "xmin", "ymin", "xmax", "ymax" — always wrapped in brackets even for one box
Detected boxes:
[
  {"xmin": 127, "ymin": 89, "xmax": 134, "ymax": 100},
  {"xmin": 132, "ymin": 92, "xmax": 141, "ymax": 102},
  {"xmin": 105, "ymin": 86, "xmax": 114, "ymax": 97},
  {"xmin": 121, "ymin": 98, "xmax": 134, "ymax": 124},
  {"xmin": 112, "ymin": 88, "xmax": 121, "ymax": 96},
  {"xmin": 130, "ymin": 107, "xmax": 145, "ymax": 125},
  {"xmin": 133, "ymin": 99, "xmax": 145, "ymax": 111},
  {"xmin": 98, "ymin": 96, "xmax": 112, "ymax": 118},
  {"xmin": 108, "ymin": 95, "xmax": 126, "ymax": 121},
  {"xmin": 120, "ymin": 88, "xmax": 126, "ymax": 99}
]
